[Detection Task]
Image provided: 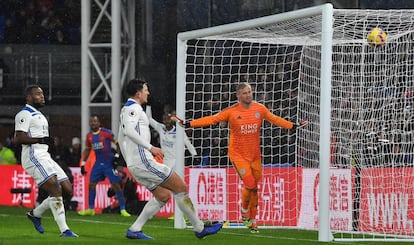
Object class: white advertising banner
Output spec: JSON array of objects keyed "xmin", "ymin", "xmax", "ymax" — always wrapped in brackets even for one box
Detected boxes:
[
  {"xmin": 298, "ymin": 168, "xmax": 353, "ymax": 231},
  {"xmin": 188, "ymin": 168, "xmax": 227, "ymax": 221}
]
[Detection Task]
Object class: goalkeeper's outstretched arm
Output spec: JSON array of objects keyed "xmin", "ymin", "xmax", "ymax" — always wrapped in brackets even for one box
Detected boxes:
[{"xmin": 171, "ymin": 114, "xmax": 223, "ymax": 128}]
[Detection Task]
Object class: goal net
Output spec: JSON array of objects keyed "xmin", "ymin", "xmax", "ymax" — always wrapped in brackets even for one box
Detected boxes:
[{"xmin": 176, "ymin": 4, "xmax": 414, "ymax": 242}]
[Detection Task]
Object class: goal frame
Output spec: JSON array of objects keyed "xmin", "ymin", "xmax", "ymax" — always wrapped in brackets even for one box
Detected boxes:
[{"xmin": 175, "ymin": 4, "xmax": 334, "ymax": 241}]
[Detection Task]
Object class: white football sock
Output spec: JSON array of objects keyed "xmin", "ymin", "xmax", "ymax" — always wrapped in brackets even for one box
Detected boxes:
[
  {"xmin": 130, "ymin": 198, "xmax": 165, "ymax": 231},
  {"xmin": 174, "ymin": 192, "xmax": 204, "ymax": 232},
  {"xmin": 33, "ymin": 197, "xmax": 50, "ymax": 217},
  {"xmin": 49, "ymin": 196, "xmax": 69, "ymax": 233}
]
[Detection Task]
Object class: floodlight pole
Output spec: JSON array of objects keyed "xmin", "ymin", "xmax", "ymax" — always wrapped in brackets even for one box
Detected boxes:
[{"xmin": 81, "ymin": 0, "xmax": 135, "ymax": 147}]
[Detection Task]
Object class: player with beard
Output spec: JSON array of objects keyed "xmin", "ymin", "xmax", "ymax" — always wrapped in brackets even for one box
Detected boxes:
[
  {"xmin": 77, "ymin": 114, "xmax": 130, "ymax": 217},
  {"xmin": 172, "ymin": 82, "xmax": 308, "ymax": 233},
  {"xmin": 118, "ymin": 79, "xmax": 222, "ymax": 240},
  {"xmin": 14, "ymin": 84, "xmax": 78, "ymax": 237}
]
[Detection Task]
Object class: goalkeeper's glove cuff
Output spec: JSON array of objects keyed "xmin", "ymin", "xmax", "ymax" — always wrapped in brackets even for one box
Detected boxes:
[
  {"xmin": 171, "ymin": 115, "xmax": 189, "ymax": 128},
  {"xmin": 292, "ymin": 120, "xmax": 308, "ymax": 130},
  {"xmin": 291, "ymin": 123, "xmax": 299, "ymax": 130}
]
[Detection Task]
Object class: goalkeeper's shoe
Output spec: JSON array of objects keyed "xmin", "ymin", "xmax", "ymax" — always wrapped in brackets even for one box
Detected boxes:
[
  {"xmin": 126, "ymin": 229, "xmax": 153, "ymax": 240},
  {"xmin": 120, "ymin": 209, "xmax": 131, "ymax": 217},
  {"xmin": 249, "ymin": 223, "xmax": 259, "ymax": 234},
  {"xmin": 195, "ymin": 222, "xmax": 223, "ymax": 239},
  {"xmin": 242, "ymin": 216, "xmax": 253, "ymax": 228},
  {"xmin": 27, "ymin": 211, "xmax": 44, "ymax": 234},
  {"xmin": 77, "ymin": 209, "xmax": 95, "ymax": 216}
]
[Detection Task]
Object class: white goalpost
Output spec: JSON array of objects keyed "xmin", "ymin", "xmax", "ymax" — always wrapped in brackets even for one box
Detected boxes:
[{"xmin": 176, "ymin": 3, "xmax": 414, "ymax": 242}]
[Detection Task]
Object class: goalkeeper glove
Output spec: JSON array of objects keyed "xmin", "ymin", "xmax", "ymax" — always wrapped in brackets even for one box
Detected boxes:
[
  {"xmin": 171, "ymin": 115, "xmax": 190, "ymax": 128},
  {"xmin": 292, "ymin": 120, "xmax": 308, "ymax": 130},
  {"xmin": 38, "ymin": 137, "xmax": 54, "ymax": 145}
]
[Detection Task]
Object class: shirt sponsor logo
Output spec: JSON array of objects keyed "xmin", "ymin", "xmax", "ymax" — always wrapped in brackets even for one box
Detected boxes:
[
  {"xmin": 240, "ymin": 123, "xmax": 258, "ymax": 134},
  {"xmin": 92, "ymin": 142, "xmax": 104, "ymax": 150}
]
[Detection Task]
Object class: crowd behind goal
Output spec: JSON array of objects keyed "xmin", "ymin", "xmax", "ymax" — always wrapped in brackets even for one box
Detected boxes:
[
  {"xmin": 177, "ymin": 42, "xmax": 414, "ymax": 169},
  {"xmin": 181, "ymin": 45, "xmax": 302, "ymax": 167}
]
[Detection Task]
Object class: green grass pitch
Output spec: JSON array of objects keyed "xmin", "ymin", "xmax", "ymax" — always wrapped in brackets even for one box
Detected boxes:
[{"xmin": 0, "ymin": 206, "xmax": 411, "ymax": 245}]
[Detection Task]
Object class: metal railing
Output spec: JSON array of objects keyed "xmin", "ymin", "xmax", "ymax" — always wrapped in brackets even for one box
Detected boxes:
[{"xmin": 0, "ymin": 45, "xmax": 109, "ymax": 105}]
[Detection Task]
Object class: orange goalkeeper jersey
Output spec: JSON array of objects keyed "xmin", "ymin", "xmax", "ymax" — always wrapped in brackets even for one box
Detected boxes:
[{"xmin": 190, "ymin": 101, "xmax": 294, "ymax": 162}]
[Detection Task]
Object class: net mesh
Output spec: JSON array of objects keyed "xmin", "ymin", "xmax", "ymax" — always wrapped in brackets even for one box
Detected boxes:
[{"xmin": 180, "ymin": 7, "xmax": 414, "ymax": 240}]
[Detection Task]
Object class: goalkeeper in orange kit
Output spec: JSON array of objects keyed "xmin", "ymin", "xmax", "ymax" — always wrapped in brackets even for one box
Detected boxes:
[{"xmin": 173, "ymin": 82, "xmax": 308, "ymax": 233}]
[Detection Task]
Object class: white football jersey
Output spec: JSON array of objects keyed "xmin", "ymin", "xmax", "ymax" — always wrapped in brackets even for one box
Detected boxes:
[
  {"xmin": 146, "ymin": 105, "xmax": 197, "ymax": 168},
  {"xmin": 14, "ymin": 104, "xmax": 68, "ymax": 184},
  {"xmin": 118, "ymin": 99, "xmax": 152, "ymax": 167},
  {"xmin": 149, "ymin": 118, "xmax": 176, "ymax": 161},
  {"xmin": 118, "ymin": 99, "xmax": 172, "ymax": 190},
  {"xmin": 149, "ymin": 118, "xmax": 196, "ymax": 162},
  {"xmin": 15, "ymin": 104, "xmax": 49, "ymax": 158}
]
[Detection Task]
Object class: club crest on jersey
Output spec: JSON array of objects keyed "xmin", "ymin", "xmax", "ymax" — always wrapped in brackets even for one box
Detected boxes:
[
  {"xmin": 255, "ymin": 112, "xmax": 260, "ymax": 118},
  {"xmin": 239, "ymin": 168, "xmax": 246, "ymax": 175},
  {"xmin": 129, "ymin": 111, "xmax": 135, "ymax": 117}
]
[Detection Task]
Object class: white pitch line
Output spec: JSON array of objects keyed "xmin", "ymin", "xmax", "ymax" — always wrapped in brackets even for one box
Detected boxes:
[{"xmin": 0, "ymin": 212, "xmax": 361, "ymax": 244}]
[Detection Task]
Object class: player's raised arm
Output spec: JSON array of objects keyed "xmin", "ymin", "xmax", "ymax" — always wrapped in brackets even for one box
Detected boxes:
[
  {"xmin": 172, "ymin": 112, "xmax": 226, "ymax": 128},
  {"xmin": 263, "ymin": 105, "xmax": 308, "ymax": 130},
  {"xmin": 145, "ymin": 105, "xmax": 162, "ymax": 130}
]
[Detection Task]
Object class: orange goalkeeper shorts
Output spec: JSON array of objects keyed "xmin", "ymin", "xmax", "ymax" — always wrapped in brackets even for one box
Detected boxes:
[{"xmin": 231, "ymin": 157, "xmax": 262, "ymax": 183}]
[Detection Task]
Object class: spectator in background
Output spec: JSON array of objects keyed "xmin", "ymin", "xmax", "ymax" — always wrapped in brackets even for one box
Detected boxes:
[
  {"xmin": 68, "ymin": 137, "xmax": 81, "ymax": 167},
  {"xmin": 0, "ymin": 139, "xmax": 17, "ymax": 164},
  {"xmin": 1, "ymin": 0, "xmax": 80, "ymax": 44}
]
